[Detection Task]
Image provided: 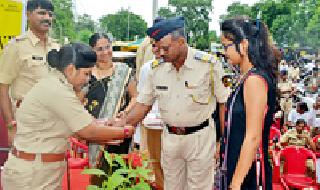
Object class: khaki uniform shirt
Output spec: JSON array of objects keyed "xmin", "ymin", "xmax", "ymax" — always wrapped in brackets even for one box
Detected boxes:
[
  {"xmin": 135, "ymin": 37, "xmax": 153, "ymax": 80},
  {"xmin": 14, "ymin": 70, "xmax": 93, "ymax": 153},
  {"xmin": 278, "ymin": 81, "xmax": 293, "ymax": 98},
  {"xmin": 281, "ymin": 129, "xmax": 311, "ymax": 147},
  {"xmin": 137, "ymin": 47, "xmax": 229, "ymax": 127},
  {"xmin": 0, "ymin": 30, "xmax": 59, "ymax": 101}
]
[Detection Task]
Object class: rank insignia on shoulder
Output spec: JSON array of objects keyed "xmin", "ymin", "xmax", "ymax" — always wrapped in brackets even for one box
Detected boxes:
[
  {"xmin": 151, "ymin": 58, "xmax": 164, "ymax": 69},
  {"xmin": 194, "ymin": 51, "xmax": 218, "ymax": 64}
]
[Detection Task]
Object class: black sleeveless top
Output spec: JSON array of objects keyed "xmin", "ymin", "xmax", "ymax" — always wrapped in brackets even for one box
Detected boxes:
[{"xmin": 222, "ymin": 69, "xmax": 276, "ymax": 190}]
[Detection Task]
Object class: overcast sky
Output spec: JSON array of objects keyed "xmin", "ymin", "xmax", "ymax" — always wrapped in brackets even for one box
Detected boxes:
[{"xmin": 75, "ymin": 0, "xmax": 259, "ymax": 35}]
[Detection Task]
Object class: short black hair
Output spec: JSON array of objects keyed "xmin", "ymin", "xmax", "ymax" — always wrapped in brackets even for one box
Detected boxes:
[
  {"xmin": 296, "ymin": 119, "xmax": 306, "ymax": 126},
  {"xmin": 27, "ymin": 0, "xmax": 54, "ymax": 12}
]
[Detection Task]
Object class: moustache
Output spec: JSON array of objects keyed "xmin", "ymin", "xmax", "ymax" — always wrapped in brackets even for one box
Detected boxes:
[{"xmin": 40, "ymin": 20, "xmax": 52, "ymax": 26}]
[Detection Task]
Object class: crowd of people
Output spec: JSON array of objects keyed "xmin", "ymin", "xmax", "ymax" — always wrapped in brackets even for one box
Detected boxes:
[{"xmin": 0, "ymin": 0, "xmax": 319, "ymax": 190}]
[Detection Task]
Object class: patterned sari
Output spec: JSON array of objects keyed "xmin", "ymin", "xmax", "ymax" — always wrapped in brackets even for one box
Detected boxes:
[{"xmin": 85, "ymin": 62, "xmax": 133, "ymax": 167}]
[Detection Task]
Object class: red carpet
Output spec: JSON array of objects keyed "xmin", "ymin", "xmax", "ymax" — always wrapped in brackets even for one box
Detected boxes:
[{"xmin": 62, "ymin": 169, "xmax": 90, "ymax": 190}]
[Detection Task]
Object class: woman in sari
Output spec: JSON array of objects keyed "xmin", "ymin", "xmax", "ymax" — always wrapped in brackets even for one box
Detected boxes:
[{"xmin": 85, "ymin": 33, "xmax": 137, "ymax": 170}]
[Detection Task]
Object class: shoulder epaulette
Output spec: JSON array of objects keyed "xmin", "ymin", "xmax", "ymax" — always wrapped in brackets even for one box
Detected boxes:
[
  {"xmin": 194, "ymin": 51, "xmax": 218, "ymax": 64},
  {"xmin": 151, "ymin": 59, "xmax": 164, "ymax": 70},
  {"xmin": 15, "ymin": 34, "xmax": 28, "ymax": 42}
]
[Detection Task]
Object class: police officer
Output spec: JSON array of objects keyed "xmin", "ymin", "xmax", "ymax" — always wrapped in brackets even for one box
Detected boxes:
[
  {"xmin": 278, "ymin": 70, "xmax": 294, "ymax": 123},
  {"xmin": 1, "ymin": 43, "xmax": 135, "ymax": 190},
  {"xmin": 281, "ymin": 119, "xmax": 315, "ymax": 150},
  {"xmin": 117, "ymin": 16, "xmax": 229, "ymax": 190},
  {"xmin": 0, "ymin": 0, "xmax": 59, "ymax": 145}
]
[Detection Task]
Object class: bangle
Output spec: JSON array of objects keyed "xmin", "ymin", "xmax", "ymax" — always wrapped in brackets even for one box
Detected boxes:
[
  {"xmin": 7, "ymin": 120, "xmax": 17, "ymax": 130},
  {"xmin": 123, "ymin": 127, "xmax": 130, "ymax": 138}
]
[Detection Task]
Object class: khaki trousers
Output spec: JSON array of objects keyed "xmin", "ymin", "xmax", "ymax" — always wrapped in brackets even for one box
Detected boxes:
[
  {"xmin": 161, "ymin": 124, "xmax": 215, "ymax": 190},
  {"xmin": 147, "ymin": 128, "xmax": 164, "ymax": 190},
  {"xmin": 1, "ymin": 153, "xmax": 65, "ymax": 190}
]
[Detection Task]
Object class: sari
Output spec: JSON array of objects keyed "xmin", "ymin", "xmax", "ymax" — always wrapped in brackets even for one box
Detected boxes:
[{"xmin": 85, "ymin": 62, "xmax": 133, "ymax": 167}]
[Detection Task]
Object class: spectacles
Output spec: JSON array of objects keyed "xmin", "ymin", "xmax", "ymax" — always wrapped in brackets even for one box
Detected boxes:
[
  {"xmin": 36, "ymin": 10, "xmax": 54, "ymax": 18},
  {"xmin": 223, "ymin": 43, "xmax": 234, "ymax": 51},
  {"xmin": 95, "ymin": 45, "xmax": 112, "ymax": 52}
]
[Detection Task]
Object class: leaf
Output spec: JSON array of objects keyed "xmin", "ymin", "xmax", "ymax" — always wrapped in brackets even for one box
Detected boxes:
[
  {"xmin": 114, "ymin": 154, "xmax": 127, "ymax": 169},
  {"xmin": 104, "ymin": 151, "xmax": 113, "ymax": 165},
  {"xmin": 106, "ymin": 173, "xmax": 126, "ymax": 190},
  {"xmin": 131, "ymin": 180, "xmax": 151, "ymax": 190},
  {"xmin": 82, "ymin": 168, "xmax": 106, "ymax": 176},
  {"xmin": 86, "ymin": 185, "xmax": 103, "ymax": 190}
]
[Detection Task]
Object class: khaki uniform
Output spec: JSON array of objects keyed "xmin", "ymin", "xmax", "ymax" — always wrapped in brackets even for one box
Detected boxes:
[
  {"xmin": 1, "ymin": 70, "xmax": 93, "ymax": 190},
  {"xmin": 281, "ymin": 129, "xmax": 311, "ymax": 147},
  {"xmin": 135, "ymin": 37, "xmax": 153, "ymax": 80},
  {"xmin": 137, "ymin": 47, "xmax": 229, "ymax": 190},
  {"xmin": 0, "ymin": 30, "xmax": 59, "ymax": 110},
  {"xmin": 278, "ymin": 81, "xmax": 293, "ymax": 122}
]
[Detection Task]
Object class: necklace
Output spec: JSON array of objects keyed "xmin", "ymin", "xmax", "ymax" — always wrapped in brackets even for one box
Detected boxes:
[
  {"xmin": 94, "ymin": 65, "xmax": 114, "ymax": 80},
  {"xmin": 231, "ymin": 67, "xmax": 255, "ymax": 92}
]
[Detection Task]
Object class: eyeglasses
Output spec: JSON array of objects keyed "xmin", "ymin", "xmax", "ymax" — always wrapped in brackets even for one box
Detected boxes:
[
  {"xmin": 95, "ymin": 45, "xmax": 112, "ymax": 52},
  {"xmin": 36, "ymin": 10, "xmax": 54, "ymax": 18},
  {"xmin": 223, "ymin": 43, "xmax": 234, "ymax": 51}
]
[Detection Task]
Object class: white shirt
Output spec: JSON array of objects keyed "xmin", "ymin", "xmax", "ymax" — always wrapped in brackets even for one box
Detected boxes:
[
  {"xmin": 137, "ymin": 60, "xmax": 163, "ymax": 129},
  {"xmin": 288, "ymin": 109, "xmax": 312, "ymax": 126}
]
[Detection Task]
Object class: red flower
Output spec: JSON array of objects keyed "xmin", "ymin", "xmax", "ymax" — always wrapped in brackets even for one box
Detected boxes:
[{"xmin": 124, "ymin": 152, "xmax": 143, "ymax": 168}]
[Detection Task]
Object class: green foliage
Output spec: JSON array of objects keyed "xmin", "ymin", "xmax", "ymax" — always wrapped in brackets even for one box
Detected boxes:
[
  {"xmin": 76, "ymin": 29, "xmax": 93, "ymax": 44},
  {"xmin": 51, "ymin": 0, "xmax": 75, "ymax": 43},
  {"xmin": 158, "ymin": 0, "xmax": 212, "ymax": 50},
  {"xmin": 82, "ymin": 151, "xmax": 152, "ymax": 190},
  {"xmin": 99, "ymin": 9, "xmax": 148, "ymax": 41},
  {"xmin": 221, "ymin": 0, "xmax": 320, "ymax": 49}
]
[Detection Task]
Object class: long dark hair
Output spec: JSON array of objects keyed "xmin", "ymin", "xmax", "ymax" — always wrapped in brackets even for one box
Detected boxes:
[{"xmin": 221, "ymin": 16, "xmax": 279, "ymax": 83}]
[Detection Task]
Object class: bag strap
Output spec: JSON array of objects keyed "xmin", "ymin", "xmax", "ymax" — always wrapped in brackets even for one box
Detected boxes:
[{"xmin": 221, "ymin": 68, "xmax": 255, "ymax": 190}]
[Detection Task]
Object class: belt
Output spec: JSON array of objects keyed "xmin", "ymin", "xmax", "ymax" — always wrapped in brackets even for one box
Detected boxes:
[
  {"xmin": 166, "ymin": 119, "xmax": 209, "ymax": 135},
  {"xmin": 12, "ymin": 147, "xmax": 65, "ymax": 162}
]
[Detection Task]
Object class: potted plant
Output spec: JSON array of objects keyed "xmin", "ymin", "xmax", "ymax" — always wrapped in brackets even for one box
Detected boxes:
[{"xmin": 82, "ymin": 151, "xmax": 155, "ymax": 190}]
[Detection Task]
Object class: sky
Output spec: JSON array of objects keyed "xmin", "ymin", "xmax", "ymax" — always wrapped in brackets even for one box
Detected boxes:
[{"xmin": 75, "ymin": 0, "xmax": 259, "ymax": 35}]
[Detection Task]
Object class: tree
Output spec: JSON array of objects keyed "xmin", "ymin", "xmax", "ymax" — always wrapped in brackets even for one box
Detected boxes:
[
  {"xmin": 220, "ymin": 2, "xmax": 252, "ymax": 20},
  {"xmin": 52, "ymin": 0, "xmax": 75, "ymax": 43},
  {"xmin": 158, "ymin": 0, "xmax": 213, "ymax": 50},
  {"xmin": 75, "ymin": 14, "xmax": 95, "ymax": 32},
  {"xmin": 157, "ymin": 7, "xmax": 176, "ymax": 18},
  {"xmin": 99, "ymin": 9, "xmax": 147, "ymax": 41},
  {"xmin": 76, "ymin": 29, "xmax": 93, "ymax": 44}
]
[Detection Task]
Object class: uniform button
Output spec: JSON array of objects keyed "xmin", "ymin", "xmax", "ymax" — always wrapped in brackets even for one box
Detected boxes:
[
  {"xmin": 177, "ymin": 95, "xmax": 180, "ymax": 98},
  {"xmin": 176, "ymin": 113, "xmax": 180, "ymax": 116},
  {"xmin": 177, "ymin": 77, "xmax": 180, "ymax": 81}
]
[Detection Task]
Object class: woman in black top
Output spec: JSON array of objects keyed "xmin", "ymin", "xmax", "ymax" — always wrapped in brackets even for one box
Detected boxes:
[{"xmin": 220, "ymin": 17, "xmax": 278, "ymax": 190}]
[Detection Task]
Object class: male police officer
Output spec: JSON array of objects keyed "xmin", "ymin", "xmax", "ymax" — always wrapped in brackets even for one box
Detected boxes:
[
  {"xmin": 118, "ymin": 17, "xmax": 229, "ymax": 190},
  {"xmin": 0, "ymin": 0, "xmax": 59, "ymax": 145}
]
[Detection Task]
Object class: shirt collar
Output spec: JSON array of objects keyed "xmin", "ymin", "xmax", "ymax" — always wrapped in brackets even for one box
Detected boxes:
[
  {"xmin": 27, "ymin": 29, "xmax": 52, "ymax": 46},
  {"xmin": 49, "ymin": 69, "xmax": 74, "ymax": 89},
  {"xmin": 165, "ymin": 47, "xmax": 194, "ymax": 72}
]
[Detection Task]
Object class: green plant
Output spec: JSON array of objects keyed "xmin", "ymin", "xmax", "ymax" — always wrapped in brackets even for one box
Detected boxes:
[{"xmin": 82, "ymin": 151, "xmax": 153, "ymax": 190}]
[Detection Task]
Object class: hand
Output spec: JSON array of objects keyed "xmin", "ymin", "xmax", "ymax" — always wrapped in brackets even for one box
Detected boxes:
[
  {"xmin": 116, "ymin": 111, "xmax": 128, "ymax": 119},
  {"xmin": 215, "ymin": 142, "xmax": 220, "ymax": 160},
  {"xmin": 105, "ymin": 118, "xmax": 127, "ymax": 127}
]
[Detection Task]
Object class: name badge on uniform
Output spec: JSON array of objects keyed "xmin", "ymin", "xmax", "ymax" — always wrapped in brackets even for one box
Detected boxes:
[
  {"xmin": 156, "ymin": 86, "xmax": 168, "ymax": 91},
  {"xmin": 32, "ymin": 55, "xmax": 44, "ymax": 60}
]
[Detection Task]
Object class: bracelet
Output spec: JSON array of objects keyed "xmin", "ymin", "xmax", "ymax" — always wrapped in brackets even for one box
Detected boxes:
[
  {"xmin": 123, "ymin": 127, "xmax": 130, "ymax": 138},
  {"xmin": 7, "ymin": 120, "xmax": 17, "ymax": 130}
]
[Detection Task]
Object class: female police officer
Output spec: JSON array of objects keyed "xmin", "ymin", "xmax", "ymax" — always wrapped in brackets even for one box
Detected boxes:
[{"xmin": 1, "ymin": 43, "xmax": 135, "ymax": 190}]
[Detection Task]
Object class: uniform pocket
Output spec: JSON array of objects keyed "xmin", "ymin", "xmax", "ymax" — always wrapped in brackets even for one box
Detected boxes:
[{"xmin": 156, "ymin": 90, "xmax": 170, "ymax": 112}]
